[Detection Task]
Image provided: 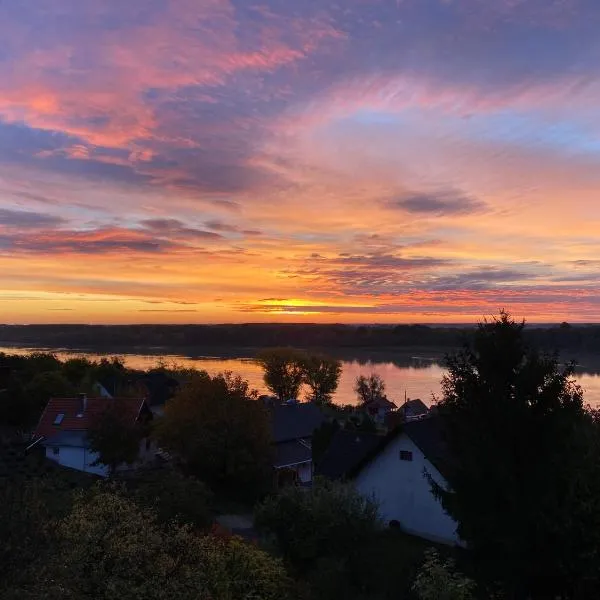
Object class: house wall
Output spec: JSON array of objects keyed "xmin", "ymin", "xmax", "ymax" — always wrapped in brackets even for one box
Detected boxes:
[
  {"xmin": 45, "ymin": 446, "xmax": 109, "ymax": 477},
  {"xmin": 296, "ymin": 461, "xmax": 312, "ymax": 483},
  {"xmin": 354, "ymin": 434, "xmax": 459, "ymax": 545}
]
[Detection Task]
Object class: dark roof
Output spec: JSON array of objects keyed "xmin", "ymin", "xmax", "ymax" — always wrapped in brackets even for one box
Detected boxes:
[
  {"xmin": 271, "ymin": 402, "xmax": 325, "ymax": 443},
  {"xmin": 399, "ymin": 398, "xmax": 429, "ymax": 417},
  {"xmin": 34, "ymin": 397, "xmax": 148, "ymax": 439},
  {"xmin": 365, "ymin": 396, "xmax": 397, "ymax": 410},
  {"xmin": 317, "ymin": 429, "xmax": 384, "ymax": 480},
  {"xmin": 273, "ymin": 439, "xmax": 312, "ymax": 468},
  {"xmin": 351, "ymin": 416, "xmax": 451, "ymax": 479},
  {"xmin": 43, "ymin": 430, "xmax": 89, "ymax": 448}
]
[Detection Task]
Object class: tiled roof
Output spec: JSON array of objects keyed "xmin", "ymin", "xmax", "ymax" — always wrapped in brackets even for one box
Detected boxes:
[
  {"xmin": 317, "ymin": 429, "xmax": 383, "ymax": 480},
  {"xmin": 33, "ymin": 396, "xmax": 146, "ymax": 440},
  {"xmin": 366, "ymin": 396, "xmax": 397, "ymax": 410},
  {"xmin": 274, "ymin": 439, "xmax": 312, "ymax": 468},
  {"xmin": 399, "ymin": 398, "xmax": 429, "ymax": 417},
  {"xmin": 270, "ymin": 402, "xmax": 325, "ymax": 443}
]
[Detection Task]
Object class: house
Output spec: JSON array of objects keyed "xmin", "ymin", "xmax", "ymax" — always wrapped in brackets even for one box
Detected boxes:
[
  {"xmin": 352, "ymin": 416, "xmax": 460, "ymax": 545},
  {"xmin": 364, "ymin": 396, "xmax": 397, "ymax": 425},
  {"xmin": 270, "ymin": 401, "xmax": 325, "ymax": 486},
  {"xmin": 385, "ymin": 398, "xmax": 430, "ymax": 430},
  {"xmin": 316, "ymin": 429, "xmax": 383, "ymax": 480},
  {"xmin": 398, "ymin": 398, "xmax": 429, "ymax": 421},
  {"xmin": 32, "ymin": 394, "xmax": 154, "ymax": 477}
]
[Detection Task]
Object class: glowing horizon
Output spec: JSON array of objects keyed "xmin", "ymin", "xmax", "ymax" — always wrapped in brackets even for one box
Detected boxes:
[{"xmin": 1, "ymin": 0, "xmax": 600, "ymax": 324}]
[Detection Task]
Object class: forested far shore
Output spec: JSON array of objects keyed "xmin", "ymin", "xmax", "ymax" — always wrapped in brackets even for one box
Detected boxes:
[{"xmin": 1, "ymin": 322, "xmax": 599, "ymax": 352}]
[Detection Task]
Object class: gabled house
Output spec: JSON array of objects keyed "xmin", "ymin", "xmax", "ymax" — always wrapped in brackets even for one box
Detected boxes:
[
  {"xmin": 270, "ymin": 402, "xmax": 325, "ymax": 486},
  {"xmin": 364, "ymin": 396, "xmax": 397, "ymax": 425},
  {"xmin": 351, "ymin": 416, "xmax": 460, "ymax": 545},
  {"xmin": 398, "ymin": 398, "xmax": 429, "ymax": 421},
  {"xmin": 32, "ymin": 394, "xmax": 154, "ymax": 477}
]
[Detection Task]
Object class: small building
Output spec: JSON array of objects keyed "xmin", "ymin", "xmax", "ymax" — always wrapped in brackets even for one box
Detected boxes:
[
  {"xmin": 352, "ymin": 416, "xmax": 460, "ymax": 545},
  {"xmin": 270, "ymin": 402, "xmax": 325, "ymax": 486},
  {"xmin": 32, "ymin": 394, "xmax": 154, "ymax": 477},
  {"xmin": 364, "ymin": 396, "xmax": 397, "ymax": 425},
  {"xmin": 398, "ymin": 398, "xmax": 429, "ymax": 421}
]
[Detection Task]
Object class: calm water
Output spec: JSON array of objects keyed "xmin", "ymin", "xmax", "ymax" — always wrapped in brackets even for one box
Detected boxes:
[{"xmin": 2, "ymin": 345, "xmax": 600, "ymax": 408}]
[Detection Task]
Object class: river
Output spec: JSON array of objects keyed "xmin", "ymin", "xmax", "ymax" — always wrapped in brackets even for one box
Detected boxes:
[{"xmin": 2, "ymin": 345, "xmax": 600, "ymax": 407}]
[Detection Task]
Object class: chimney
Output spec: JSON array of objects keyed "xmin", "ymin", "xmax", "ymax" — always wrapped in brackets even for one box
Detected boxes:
[{"xmin": 79, "ymin": 393, "xmax": 87, "ymax": 414}]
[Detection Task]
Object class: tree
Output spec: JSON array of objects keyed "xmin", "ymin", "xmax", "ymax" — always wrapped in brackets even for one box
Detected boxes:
[
  {"xmin": 354, "ymin": 373, "xmax": 386, "ymax": 405},
  {"xmin": 22, "ymin": 486, "xmax": 291, "ymax": 600},
  {"xmin": 155, "ymin": 372, "xmax": 272, "ymax": 498},
  {"xmin": 302, "ymin": 354, "xmax": 342, "ymax": 404},
  {"xmin": 62, "ymin": 357, "xmax": 95, "ymax": 385},
  {"xmin": 23, "ymin": 371, "xmax": 75, "ymax": 425},
  {"xmin": 125, "ymin": 469, "xmax": 214, "ymax": 531},
  {"xmin": 255, "ymin": 477, "xmax": 379, "ymax": 574},
  {"xmin": 258, "ymin": 347, "xmax": 306, "ymax": 401},
  {"xmin": 433, "ymin": 311, "xmax": 600, "ymax": 598},
  {"xmin": 412, "ymin": 549, "xmax": 476, "ymax": 600},
  {"xmin": 88, "ymin": 402, "xmax": 143, "ymax": 475}
]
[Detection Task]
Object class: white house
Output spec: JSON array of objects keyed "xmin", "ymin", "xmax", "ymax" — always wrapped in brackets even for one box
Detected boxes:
[
  {"xmin": 353, "ymin": 417, "xmax": 460, "ymax": 545},
  {"xmin": 32, "ymin": 394, "xmax": 155, "ymax": 477}
]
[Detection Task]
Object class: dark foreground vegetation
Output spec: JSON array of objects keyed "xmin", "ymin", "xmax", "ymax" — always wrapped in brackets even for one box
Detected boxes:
[{"xmin": 2, "ymin": 321, "xmax": 600, "ymax": 352}]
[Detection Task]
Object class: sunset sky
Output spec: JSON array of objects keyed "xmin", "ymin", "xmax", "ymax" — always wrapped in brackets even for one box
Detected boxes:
[{"xmin": 1, "ymin": 0, "xmax": 600, "ymax": 324}]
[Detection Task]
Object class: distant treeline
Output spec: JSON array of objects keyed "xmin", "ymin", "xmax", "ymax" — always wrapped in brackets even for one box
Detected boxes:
[{"xmin": 1, "ymin": 322, "xmax": 599, "ymax": 353}]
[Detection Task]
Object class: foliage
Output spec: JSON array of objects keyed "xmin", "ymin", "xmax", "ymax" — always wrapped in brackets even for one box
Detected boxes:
[
  {"xmin": 301, "ymin": 354, "xmax": 342, "ymax": 404},
  {"xmin": 155, "ymin": 371, "xmax": 272, "ymax": 498},
  {"xmin": 258, "ymin": 347, "xmax": 306, "ymax": 401},
  {"xmin": 354, "ymin": 373, "xmax": 386, "ymax": 404},
  {"xmin": 0, "ymin": 468, "xmax": 96, "ymax": 593},
  {"xmin": 62, "ymin": 357, "xmax": 96, "ymax": 385},
  {"xmin": 412, "ymin": 550, "xmax": 475, "ymax": 600},
  {"xmin": 24, "ymin": 371, "xmax": 76, "ymax": 423},
  {"xmin": 255, "ymin": 477, "xmax": 380, "ymax": 574},
  {"xmin": 434, "ymin": 311, "xmax": 600, "ymax": 598},
  {"xmin": 87, "ymin": 401, "xmax": 144, "ymax": 474},
  {"xmin": 125, "ymin": 468, "xmax": 214, "ymax": 530},
  {"xmin": 20, "ymin": 486, "xmax": 291, "ymax": 600}
]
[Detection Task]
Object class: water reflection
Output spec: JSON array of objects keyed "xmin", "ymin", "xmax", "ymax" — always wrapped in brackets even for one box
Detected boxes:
[{"xmin": 1, "ymin": 345, "xmax": 600, "ymax": 407}]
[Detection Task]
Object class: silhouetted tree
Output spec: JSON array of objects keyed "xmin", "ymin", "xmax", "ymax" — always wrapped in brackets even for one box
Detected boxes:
[
  {"xmin": 302, "ymin": 354, "xmax": 342, "ymax": 404},
  {"xmin": 258, "ymin": 348, "xmax": 306, "ymax": 401},
  {"xmin": 155, "ymin": 372, "xmax": 271, "ymax": 498},
  {"xmin": 354, "ymin": 374, "xmax": 386, "ymax": 405},
  {"xmin": 433, "ymin": 311, "xmax": 600, "ymax": 598},
  {"xmin": 88, "ymin": 403, "xmax": 143, "ymax": 475}
]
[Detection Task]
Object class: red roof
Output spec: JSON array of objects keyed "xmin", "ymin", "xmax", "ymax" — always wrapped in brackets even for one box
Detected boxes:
[{"xmin": 34, "ymin": 396, "xmax": 146, "ymax": 439}]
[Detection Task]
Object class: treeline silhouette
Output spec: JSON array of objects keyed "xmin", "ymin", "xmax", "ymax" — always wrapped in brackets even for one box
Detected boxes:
[{"xmin": 1, "ymin": 322, "xmax": 599, "ymax": 352}]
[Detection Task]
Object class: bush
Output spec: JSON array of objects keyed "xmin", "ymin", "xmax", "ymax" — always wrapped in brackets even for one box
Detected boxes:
[
  {"xmin": 255, "ymin": 477, "xmax": 380, "ymax": 573},
  {"xmin": 17, "ymin": 485, "xmax": 292, "ymax": 600},
  {"xmin": 125, "ymin": 468, "xmax": 214, "ymax": 530},
  {"xmin": 412, "ymin": 549, "xmax": 476, "ymax": 600}
]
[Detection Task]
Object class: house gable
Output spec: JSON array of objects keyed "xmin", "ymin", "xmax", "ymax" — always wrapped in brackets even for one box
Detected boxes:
[{"xmin": 354, "ymin": 430, "xmax": 459, "ymax": 545}]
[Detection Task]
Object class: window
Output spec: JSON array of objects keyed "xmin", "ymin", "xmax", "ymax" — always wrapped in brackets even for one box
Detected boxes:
[
  {"xmin": 400, "ymin": 450, "xmax": 413, "ymax": 462},
  {"xmin": 52, "ymin": 447, "xmax": 60, "ymax": 456},
  {"xmin": 53, "ymin": 413, "xmax": 65, "ymax": 425}
]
